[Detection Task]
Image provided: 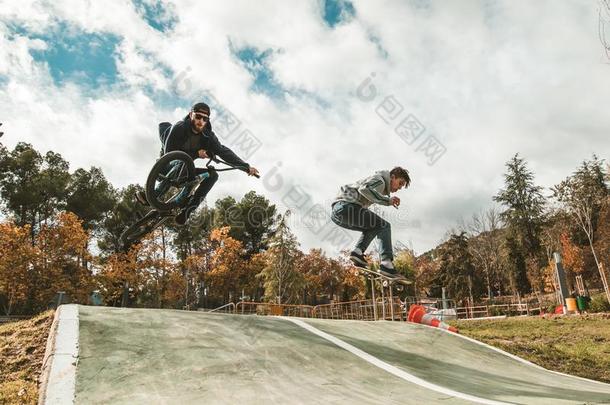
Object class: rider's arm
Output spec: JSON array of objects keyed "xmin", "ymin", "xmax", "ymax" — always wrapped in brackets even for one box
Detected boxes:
[
  {"xmin": 358, "ymin": 175, "xmax": 391, "ymax": 206},
  {"xmin": 207, "ymin": 131, "xmax": 250, "ymax": 172}
]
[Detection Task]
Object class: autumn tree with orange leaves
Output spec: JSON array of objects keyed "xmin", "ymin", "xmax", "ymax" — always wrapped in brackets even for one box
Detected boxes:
[
  {"xmin": 297, "ymin": 249, "xmax": 364, "ymax": 305},
  {"xmin": 207, "ymin": 227, "xmax": 248, "ymax": 303},
  {"xmin": 0, "ymin": 223, "xmax": 36, "ymax": 315},
  {"xmin": 34, "ymin": 212, "xmax": 93, "ymax": 308},
  {"xmin": 0, "ymin": 212, "xmax": 94, "ymax": 314}
]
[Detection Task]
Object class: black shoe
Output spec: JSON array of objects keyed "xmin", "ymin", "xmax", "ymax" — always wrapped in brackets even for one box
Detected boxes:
[
  {"xmin": 175, "ymin": 208, "xmax": 188, "ymax": 226},
  {"xmin": 349, "ymin": 251, "xmax": 368, "ymax": 268},
  {"xmin": 379, "ymin": 265, "xmax": 398, "ymax": 278},
  {"xmin": 135, "ymin": 191, "xmax": 149, "ymax": 207}
]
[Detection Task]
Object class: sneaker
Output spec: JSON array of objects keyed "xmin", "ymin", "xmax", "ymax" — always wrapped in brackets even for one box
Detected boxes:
[
  {"xmin": 174, "ymin": 208, "xmax": 188, "ymax": 226},
  {"xmin": 135, "ymin": 191, "xmax": 149, "ymax": 207},
  {"xmin": 349, "ymin": 251, "xmax": 368, "ymax": 268},
  {"xmin": 379, "ymin": 264, "xmax": 398, "ymax": 278}
]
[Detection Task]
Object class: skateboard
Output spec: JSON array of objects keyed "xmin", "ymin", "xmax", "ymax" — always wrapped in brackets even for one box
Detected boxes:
[{"xmin": 351, "ymin": 264, "xmax": 412, "ymax": 291}]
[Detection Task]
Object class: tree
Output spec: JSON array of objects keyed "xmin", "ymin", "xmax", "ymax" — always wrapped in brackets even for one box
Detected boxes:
[
  {"xmin": 97, "ymin": 184, "xmax": 143, "ymax": 255},
  {"xmin": 503, "ymin": 235, "xmax": 530, "ymax": 295},
  {"xmin": 465, "ymin": 208, "xmax": 505, "ymax": 299},
  {"xmin": 207, "ymin": 226, "xmax": 247, "ymax": 304},
  {"xmin": 0, "ymin": 143, "xmax": 70, "ymax": 241},
  {"xmin": 596, "ymin": 196, "xmax": 610, "ymax": 282},
  {"xmin": 66, "ymin": 167, "xmax": 116, "ymax": 230},
  {"xmin": 33, "ymin": 212, "xmax": 93, "ymax": 311},
  {"xmin": 37, "ymin": 151, "xmax": 71, "ymax": 224},
  {"xmin": 258, "ymin": 211, "xmax": 304, "ymax": 304},
  {"xmin": 214, "ymin": 192, "xmax": 277, "ymax": 257},
  {"xmin": 137, "ymin": 227, "xmax": 174, "ymax": 308},
  {"xmin": 438, "ymin": 232, "xmax": 482, "ymax": 304},
  {"xmin": 494, "ymin": 154, "xmax": 546, "ymax": 293},
  {"xmin": 0, "ymin": 222, "xmax": 36, "ymax": 315},
  {"xmin": 394, "ymin": 248, "xmax": 415, "ymax": 280},
  {"xmin": 96, "ymin": 250, "xmax": 140, "ymax": 307},
  {"xmin": 560, "ymin": 232, "xmax": 585, "ymax": 276},
  {"xmin": 297, "ymin": 249, "xmax": 346, "ymax": 304},
  {"xmin": 296, "ymin": 249, "xmax": 328, "ymax": 304},
  {"xmin": 171, "ymin": 206, "xmax": 215, "ymax": 261},
  {"xmin": 413, "ymin": 253, "xmax": 441, "ymax": 298},
  {"xmin": 553, "ymin": 156, "xmax": 609, "ymax": 302}
]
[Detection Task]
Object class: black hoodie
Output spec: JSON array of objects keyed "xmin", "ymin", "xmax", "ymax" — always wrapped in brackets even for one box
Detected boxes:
[{"xmin": 163, "ymin": 114, "xmax": 250, "ymax": 172}]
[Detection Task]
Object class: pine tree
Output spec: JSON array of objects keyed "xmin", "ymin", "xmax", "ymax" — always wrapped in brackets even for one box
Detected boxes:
[
  {"xmin": 494, "ymin": 154, "xmax": 546, "ymax": 294},
  {"xmin": 258, "ymin": 211, "xmax": 304, "ymax": 304},
  {"xmin": 438, "ymin": 232, "xmax": 481, "ymax": 304}
]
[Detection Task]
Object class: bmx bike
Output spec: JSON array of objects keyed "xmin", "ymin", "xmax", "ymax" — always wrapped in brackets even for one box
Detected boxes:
[{"xmin": 120, "ymin": 151, "xmax": 257, "ymax": 251}]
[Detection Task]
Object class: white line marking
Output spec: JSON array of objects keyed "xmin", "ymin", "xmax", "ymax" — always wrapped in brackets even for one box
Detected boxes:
[
  {"xmin": 412, "ymin": 321, "xmax": 610, "ymax": 388},
  {"xmin": 286, "ymin": 318, "xmax": 513, "ymax": 405}
]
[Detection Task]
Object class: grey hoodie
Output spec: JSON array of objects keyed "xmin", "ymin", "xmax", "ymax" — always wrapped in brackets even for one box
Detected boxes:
[{"xmin": 333, "ymin": 170, "xmax": 391, "ymax": 208}]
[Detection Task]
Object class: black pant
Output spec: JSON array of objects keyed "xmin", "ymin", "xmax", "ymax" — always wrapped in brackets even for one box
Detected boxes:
[{"xmin": 184, "ymin": 168, "xmax": 218, "ymax": 215}]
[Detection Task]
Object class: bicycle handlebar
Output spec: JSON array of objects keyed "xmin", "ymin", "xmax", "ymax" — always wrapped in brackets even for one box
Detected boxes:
[{"xmin": 205, "ymin": 156, "xmax": 260, "ymax": 178}]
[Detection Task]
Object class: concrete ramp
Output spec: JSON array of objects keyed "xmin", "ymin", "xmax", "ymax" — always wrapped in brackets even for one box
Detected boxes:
[{"xmin": 41, "ymin": 305, "xmax": 610, "ymax": 404}]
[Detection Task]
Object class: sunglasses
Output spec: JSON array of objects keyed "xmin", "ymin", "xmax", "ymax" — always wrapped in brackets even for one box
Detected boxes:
[{"xmin": 193, "ymin": 113, "xmax": 209, "ymax": 122}]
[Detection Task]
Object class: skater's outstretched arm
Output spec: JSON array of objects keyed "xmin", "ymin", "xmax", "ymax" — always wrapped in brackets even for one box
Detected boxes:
[{"xmin": 358, "ymin": 175, "xmax": 391, "ymax": 206}]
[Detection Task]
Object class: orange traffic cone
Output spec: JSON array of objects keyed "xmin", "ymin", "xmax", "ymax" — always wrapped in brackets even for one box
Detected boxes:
[{"xmin": 407, "ymin": 304, "xmax": 458, "ymax": 333}]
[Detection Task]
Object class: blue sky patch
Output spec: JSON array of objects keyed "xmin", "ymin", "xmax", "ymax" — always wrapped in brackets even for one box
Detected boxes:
[
  {"xmin": 322, "ymin": 0, "xmax": 355, "ymax": 28},
  {"xmin": 128, "ymin": 60, "xmax": 191, "ymax": 111},
  {"xmin": 26, "ymin": 23, "xmax": 121, "ymax": 89},
  {"xmin": 132, "ymin": 0, "xmax": 178, "ymax": 33},
  {"xmin": 145, "ymin": 86, "xmax": 192, "ymax": 112},
  {"xmin": 233, "ymin": 46, "xmax": 286, "ymax": 100}
]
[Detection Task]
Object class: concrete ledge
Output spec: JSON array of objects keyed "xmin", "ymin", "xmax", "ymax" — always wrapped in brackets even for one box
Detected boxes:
[{"xmin": 38, "ymin": 304, "xmax": 79, "ymax": 405}]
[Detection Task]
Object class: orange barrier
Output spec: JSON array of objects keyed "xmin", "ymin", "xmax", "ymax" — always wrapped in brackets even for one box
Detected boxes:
[{"xmin": 407, "ymin": 305, "xmax": 458, "ymax": 333}]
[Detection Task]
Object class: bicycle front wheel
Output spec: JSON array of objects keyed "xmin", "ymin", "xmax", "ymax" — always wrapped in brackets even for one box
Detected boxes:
[{"xmin": 145, "ymin": 151, "xmax": 195, "ymax": 211}]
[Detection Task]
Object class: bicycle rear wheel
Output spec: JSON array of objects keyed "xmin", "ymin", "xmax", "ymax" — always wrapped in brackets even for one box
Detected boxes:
[
  {"xmin": 120, "ymin": 210, "xmax": 161, "ymax": 250},
  {"xmin": 145, "ymin": 151, "xmax": 195, "ymax": 211}
]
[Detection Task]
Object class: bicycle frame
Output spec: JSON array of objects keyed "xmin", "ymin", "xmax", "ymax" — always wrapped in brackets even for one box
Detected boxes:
[{"xmin": 156, "ymin": 155, "xmax": 251, "ymax": 211}]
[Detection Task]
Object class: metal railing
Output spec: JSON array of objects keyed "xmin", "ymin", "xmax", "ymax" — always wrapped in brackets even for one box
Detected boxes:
[
  {"xmin": 236, "ymin": 301, "xmax": 315, "ymax": 317},
  {"xmin": 454, "ymin": 303, "xmax": 533, "ymax": 319},
  {"xmin": 203, "ymin": 303, "xmax": 236, "ymax": 314},
  {"xmin": 312, "ymin": 298, "xmax": 404, "ymax": 321},
  {"xmin": 197, "ymin": 298, "xmax": 545, "ymax": 322}
]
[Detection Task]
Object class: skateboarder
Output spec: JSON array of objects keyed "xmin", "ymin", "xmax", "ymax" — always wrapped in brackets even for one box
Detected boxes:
[{"xmin": 331, "ymin": 167, "xmax": 411, "ymax": 277}]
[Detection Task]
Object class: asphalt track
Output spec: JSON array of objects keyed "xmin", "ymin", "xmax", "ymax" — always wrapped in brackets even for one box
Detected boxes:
[{"xmin": 40, "ymin": 305, "xmax": 610, "ymax": 404}]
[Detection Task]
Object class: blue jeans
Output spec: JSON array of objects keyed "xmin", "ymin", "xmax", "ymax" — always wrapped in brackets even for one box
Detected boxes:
[{"xmin": 331, "ymin": 202, "xmax": 393, "ymax": 261}]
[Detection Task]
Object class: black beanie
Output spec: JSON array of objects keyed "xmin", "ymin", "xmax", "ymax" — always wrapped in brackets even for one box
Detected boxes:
[{"xmin": 192, "ymin": 102, "xmax": 211, "ymax": 114}]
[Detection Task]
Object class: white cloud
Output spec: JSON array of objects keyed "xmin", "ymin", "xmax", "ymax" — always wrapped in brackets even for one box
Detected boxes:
[{"xmin": 0, "ymin": 0, "xmax": 609, "ymax": 257}]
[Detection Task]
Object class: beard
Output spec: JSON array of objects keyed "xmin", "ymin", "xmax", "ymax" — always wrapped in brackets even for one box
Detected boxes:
[{"xmin": 192, "ymin": 122, "xmax": 205, "ymax": 133}]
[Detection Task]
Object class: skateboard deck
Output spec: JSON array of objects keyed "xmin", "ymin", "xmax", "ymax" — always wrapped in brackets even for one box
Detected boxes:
[{"xmin": 351, "ymin": 264, "xmax": 412, "ymax": 287}]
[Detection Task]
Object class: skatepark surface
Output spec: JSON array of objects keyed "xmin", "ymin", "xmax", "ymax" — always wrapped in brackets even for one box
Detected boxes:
[{"xmin": 40, "ymin": 305, "xmax": 610, "ymax": 404}]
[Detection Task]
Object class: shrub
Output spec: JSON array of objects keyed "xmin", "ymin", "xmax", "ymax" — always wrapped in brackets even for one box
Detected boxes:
[{"xmin": 589, "ymin": 293, "xmax": 610, "ymax": 313}]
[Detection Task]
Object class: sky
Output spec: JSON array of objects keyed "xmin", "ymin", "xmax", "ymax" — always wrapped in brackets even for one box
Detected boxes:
[{"xmin": 1, "ymin": 0, "xmax": 609, "ymax": 256}]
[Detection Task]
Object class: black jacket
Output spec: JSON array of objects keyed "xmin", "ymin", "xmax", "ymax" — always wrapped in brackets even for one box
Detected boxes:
[{"xmin": 163, "ymin": 115, "xmax": 250, "ymax": 172}]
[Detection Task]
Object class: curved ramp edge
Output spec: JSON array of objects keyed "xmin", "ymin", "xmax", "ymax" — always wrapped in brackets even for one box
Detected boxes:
[{"xmin": 38, "ymin": 304, "xmax": 79, "ymax": 405}]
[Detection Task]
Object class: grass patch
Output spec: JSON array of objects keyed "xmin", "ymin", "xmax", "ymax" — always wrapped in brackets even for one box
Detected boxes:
[
  {"xmin": 452, "ymin": 313, "xmax": 610, "ymax": 383},
  {"xmin": 0, "ymin": 311, "xmax": 54, "ymax": 405}
]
